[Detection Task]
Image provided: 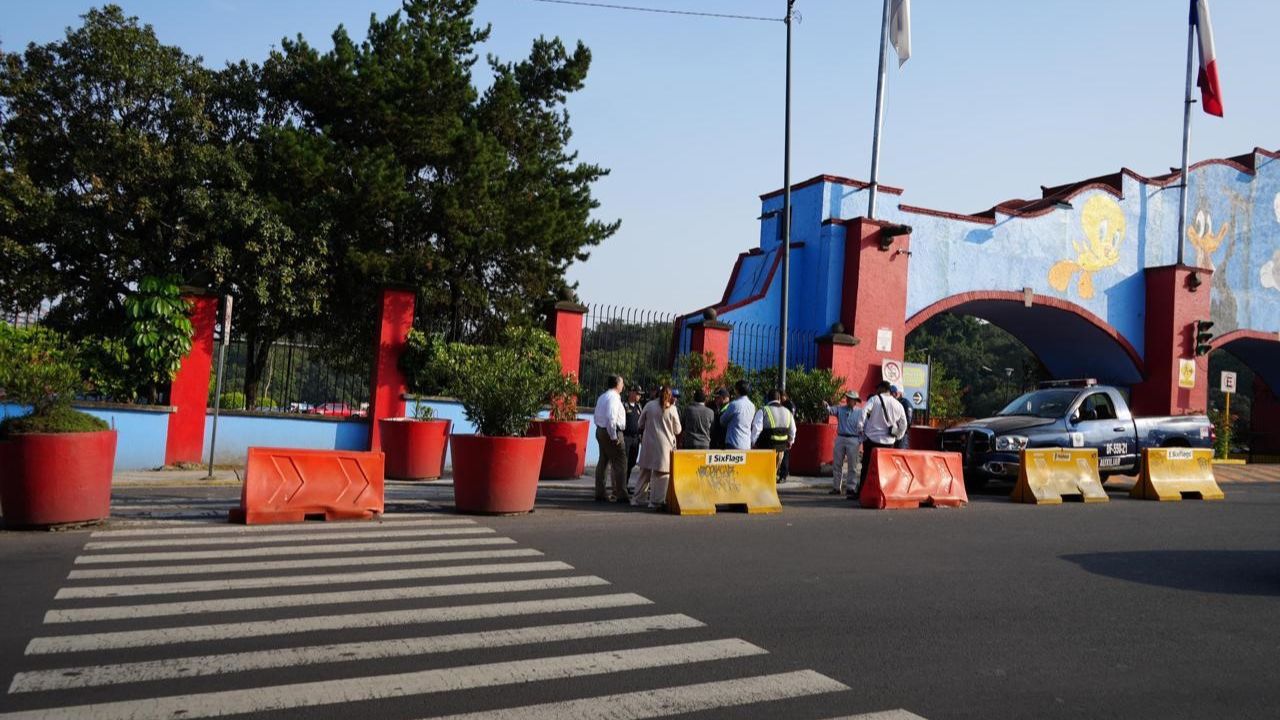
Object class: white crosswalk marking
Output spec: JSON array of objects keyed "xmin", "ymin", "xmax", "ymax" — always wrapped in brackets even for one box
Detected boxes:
[
  {"xmin": 75, "ymin": 536, "xmax": 517, "ymax": 563},
  {"xmin": 55, "ymin": 560, "xmax": 575, "ymax": 598},
  {"xmin": 11, "ymin": 614, "xmax": 705, "ymax": 692},
  {"xmin": 66, "ymin": 547, "xmax": 543, "ymax": 578},
  {"xmin": 46, "ymin": 575, "xmax": 612, "ymax": 623},
  {"xmin": 0, "ymin": 640, "xmax": 766, "ymax": 720},
  {"xmin": 429, "ymin": 670, "xmax": 851, "ymax": 719},
  {"xmin": 7, "ymin": 515, "xmax": 857, "ymax": 717},
  {"xmin": 90, "ymin": 516, "xmax": 463, "ymax": 537},
  {"xmin": 27, "ymin": 593, "xmax": 653, "ymax": 654},
  {"xmin": 83, "ymin": 524, "xmax": 489, "ymax": 549}
]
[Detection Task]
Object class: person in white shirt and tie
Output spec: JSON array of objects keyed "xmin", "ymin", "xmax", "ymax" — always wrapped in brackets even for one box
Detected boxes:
[
  {"xmin": 855, "ymin": 381, "xmax": 908, "ymax": 499},
  {"xmin": 592, "ymin": 375, "xmax": 629, "ymax": 503}
]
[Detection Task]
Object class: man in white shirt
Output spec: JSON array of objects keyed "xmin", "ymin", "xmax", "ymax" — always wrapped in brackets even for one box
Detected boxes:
[
  {"xmin": 592, "ymin": 375, "xmax": 629, "ymax": 502},
  {"xmin": 855, "ymin": 380, "xmax": 908, "ymax": 499}
]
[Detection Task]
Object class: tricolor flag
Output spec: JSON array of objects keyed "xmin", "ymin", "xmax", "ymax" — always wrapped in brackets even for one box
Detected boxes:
[
  {"xmin": 890, "ymin": 0, "xmax": 910, "ymax": 66},
  {"xmin": 1190, "ymin": 0, "xmax": 1223, "ymax": 116}
]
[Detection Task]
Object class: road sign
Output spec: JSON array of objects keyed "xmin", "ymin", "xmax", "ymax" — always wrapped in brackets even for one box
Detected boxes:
[
  {"xmin": 1220, "ymin": 371, "xmax": 1237, "ymax": 394},
  {"xmin": 1178, "ymin": 359, "xmax": 1196, "ymax": 389},
  {"xmin": 902, "ymin": 362, "xmax": 929, "ymax": 409},
  {"xmin": 881, "ymin": 359, "xmax": 904, "ymax": 385}
]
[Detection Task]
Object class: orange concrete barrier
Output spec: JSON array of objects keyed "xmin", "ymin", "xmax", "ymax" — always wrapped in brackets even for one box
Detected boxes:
[
  {"xmin": 229, "ymin": 447, "xmax": 385, "ymax": 524},
  {"xmin": 860, "ymin": 448, "xmax": 968, "ymax": 509}
]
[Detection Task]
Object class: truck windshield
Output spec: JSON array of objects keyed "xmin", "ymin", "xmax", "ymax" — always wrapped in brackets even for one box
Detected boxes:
[{"xmin": 997, "ymin": 389, "xmax": 1080, "ymax": 419}]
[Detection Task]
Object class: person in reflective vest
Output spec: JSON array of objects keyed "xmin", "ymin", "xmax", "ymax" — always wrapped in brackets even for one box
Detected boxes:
[{"xmin": 750, "ymin": 389, "xmax": 796, "ymax": 479}]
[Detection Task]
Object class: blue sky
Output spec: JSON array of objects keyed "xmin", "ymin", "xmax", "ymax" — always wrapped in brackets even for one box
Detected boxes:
[{"xmin": 3, "ymin": 1, "xmax": 1276, "ymax": 313}]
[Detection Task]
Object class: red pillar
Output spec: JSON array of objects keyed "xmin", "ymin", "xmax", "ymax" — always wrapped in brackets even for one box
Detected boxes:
[
  {"xmin": 546, "ymin": 301, "xmax": 588, "ymax": 378},
  {"xmin": 368, "ymin": 288, "xmax": 415, "ymax": 451},
  {"xmin": 164, "ymin": 292, "xmax": 218, "ymax": 465},
  {"xmin": 689, "ymin": 319, "xmax": 732, "ymax": 380},
  {"xmin": 816, "ymin": 327, "xmax": 860, "ymax": 392},
  {"xmin": 1130, "ymin": 265, "xmax": 1211, "ymax": 416},
  {"xmin": 838, "ymin": 218, "xmax": 912, "ymax": 399},
  {"xmin": 1251, "ymin": 376, "xmax": 1280, "ymax": 454}
]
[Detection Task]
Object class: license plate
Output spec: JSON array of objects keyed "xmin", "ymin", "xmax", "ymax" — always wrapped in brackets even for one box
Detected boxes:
[{"xmin": 1104, "ymin": 442, "xmax": 1129, "ymax": 455}]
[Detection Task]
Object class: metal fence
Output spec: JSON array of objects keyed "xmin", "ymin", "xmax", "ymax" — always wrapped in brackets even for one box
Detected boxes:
[
  {"xmin": 579, "ymin": 304, "xmax": 677, "ymax": 395},
  {"xmin": 726, "ymin": 321, "xmax": 819, "ymax": 372},
  {"xmin": 211, "ymin": 331, "xmax": 371, "ymax": 416}
]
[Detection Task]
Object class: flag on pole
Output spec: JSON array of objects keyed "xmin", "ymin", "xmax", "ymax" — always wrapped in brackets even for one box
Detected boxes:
[
  {"xmin": 1190, "ymin": 0, "xmax": 1223, "ymax": 116},
  {"xmin": 890, "ymin": 0, "xmax": 911, "ymax": 66}
]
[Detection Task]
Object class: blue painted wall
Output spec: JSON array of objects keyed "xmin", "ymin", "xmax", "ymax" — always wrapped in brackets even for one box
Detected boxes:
[
  {"xmin": 405, "ymin": 399, "xmax": 599, "ymax": 470},
  {"xmin": 695, "ymin": 148, "xmax": 1280, "ymax": 378},
  {"xmin": 1, "ymin": 403, "xmax": 171, "ymax": 471},
  {"xmin": 202, "ymin": 413, "xmax": 371, "ymax": 465}
]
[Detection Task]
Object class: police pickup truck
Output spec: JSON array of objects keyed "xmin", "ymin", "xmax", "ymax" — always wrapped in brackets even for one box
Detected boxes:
[{"xmin": 939, "ymin": 379, "xmax": 1214, "ymax": 488}]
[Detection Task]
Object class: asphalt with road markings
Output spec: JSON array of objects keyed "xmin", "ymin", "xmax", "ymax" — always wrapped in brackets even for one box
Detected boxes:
[{"xmin": 1, "ymin": 476, "xmax": 1278, "ymax": 718}]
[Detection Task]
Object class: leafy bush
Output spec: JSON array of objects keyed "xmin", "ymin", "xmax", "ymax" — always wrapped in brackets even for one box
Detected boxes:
[
  {"xmin": 443, "ymin": 326, "xmax": 565, "ymax": 437},
  {"xmin": 218, "ymin": 392, "xmax": 247, "ymax": 410},
  {"xmin": 787, "ymin": 367, "xmax": 846, "ymax": 423},
  {"xmin": 413, "ymin": 403, "xmax": 437, "ymax": 421},
  {"xmin": 548, "ymin": 374, "xmax": 583, "ymax": 422},
  {"xmin": 0, "ymin": 323, "xmax": 108, "ymax": 436},
  {"xmin": 1209, "ymin": 408, "xmax": 1232, "ymax": 459},
  {"xmin": 402, "ymin": 330, "xmax": 453, "ymax": 397},
  {"xmin": 123, "ymin": 277, "xmax": 194, "ymax": 402}
]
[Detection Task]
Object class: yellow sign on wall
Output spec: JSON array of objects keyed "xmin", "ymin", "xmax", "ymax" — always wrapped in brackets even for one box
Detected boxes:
[
  {"xmin": 667, "ymin": 450, "xmax": 782, "ymax": 516},
  {"xmin": 1178, "ymin": 358, "xmax": 1197, "ymax": 389}
]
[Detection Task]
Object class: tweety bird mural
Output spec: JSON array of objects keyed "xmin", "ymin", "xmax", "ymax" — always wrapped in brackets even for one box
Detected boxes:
[
  {"xmin": 1187, "ymin": 209, "xmax": 1229, "ymax": 269},
  {"xmin": 1048, "ymin": 195, "xmax": 1124, "ymax": 299}
]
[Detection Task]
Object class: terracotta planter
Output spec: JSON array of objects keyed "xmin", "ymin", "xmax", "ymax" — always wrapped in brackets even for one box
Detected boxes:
[
  {"xmin": 379, "ymin": 418, "xmax": 452, "ymax": 480},
  {"xmin": 908, "ymin": 425, "xmax": 941, "ymax": 451},
  {"xmin": 450, "ymin": 434, "xmax": 546, "ymax": 514},
  {"xmin": 789, "ymin": 422, "xmax": 836, "ymax": 476},
  {"xmin": 526, "ymin": 419, "xmax": 590, "ymax": 479},
  {"xmin": 0, "ymin": 430, "xmax": 117, "ymax": 528}
]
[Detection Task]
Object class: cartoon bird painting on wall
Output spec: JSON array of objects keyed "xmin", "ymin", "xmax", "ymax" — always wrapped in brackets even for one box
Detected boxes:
[
  {"xmin": 1048, "ymin": 195, "xmax": 1124, "ymax": 299},
  {"xmin": 1187, "ymin": 209, "xmax": 1229, "ymax": 269}
]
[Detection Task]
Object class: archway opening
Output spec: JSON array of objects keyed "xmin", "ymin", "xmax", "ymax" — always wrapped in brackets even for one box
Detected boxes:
[
  {"xmin": 1209, "ymin": 331, "xmax": 1280, "ymax": 459},
  {"xmin": 906, "ymin": 292, "xmax": 1145, "ymax": 421}
]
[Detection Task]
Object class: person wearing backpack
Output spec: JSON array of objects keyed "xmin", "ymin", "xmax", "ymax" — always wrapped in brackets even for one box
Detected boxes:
[{"xmin": 854, "ymin": 381, "xmax": 908, "ymax": 499}]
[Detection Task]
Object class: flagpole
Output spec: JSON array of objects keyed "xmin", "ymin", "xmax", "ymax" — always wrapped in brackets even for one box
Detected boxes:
[
  {"xmin": 867, "ymin": 0, "xmax": 891, "ymax": 219},
  {"xmin": 778, "ymin": 0, "xmax": 794, "ymax": 392},
  {"xmin": 1175, "ymin": 13, "xmax": 1196, "ymax": 267}
]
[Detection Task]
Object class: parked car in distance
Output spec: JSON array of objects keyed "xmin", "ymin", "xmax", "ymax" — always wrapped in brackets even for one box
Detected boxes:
[
  {"xmin": 287, "ymin": 402, "xmax": 313, "ymax": 414},
  {"xmin": 940, "ymin": 379, "xmax": 1214, "ymax": 489},
  {"xmin": 309, "ymin": 402, "xmax": 354, "ymax": 418}
]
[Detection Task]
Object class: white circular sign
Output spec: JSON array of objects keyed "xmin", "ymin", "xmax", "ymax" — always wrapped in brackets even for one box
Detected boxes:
[{"xmin": 882, "ymin": 360, "xmax": 904, "ymax": 384}]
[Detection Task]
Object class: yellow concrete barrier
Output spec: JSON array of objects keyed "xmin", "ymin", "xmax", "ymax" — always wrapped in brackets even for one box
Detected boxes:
[
  {"xmin": 1011, "ymin": 448, "xmax": 1108, "ymax": 504},
  {"xmin": 667, "ymin": 450, "xmax": 782, "ymax": 516},
  {"xmin": 1131, "ymin": 447, "xmax": 1224, "ymax": 501}
]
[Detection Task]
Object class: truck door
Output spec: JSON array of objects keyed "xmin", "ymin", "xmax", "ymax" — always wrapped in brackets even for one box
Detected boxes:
[{"xmin": 1069, "ymin": 392, "xmax": 1132, "ymax": 472}]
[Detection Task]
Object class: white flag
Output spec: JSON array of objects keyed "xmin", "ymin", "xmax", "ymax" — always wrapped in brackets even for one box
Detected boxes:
[{"xmin": 890, "ymin": 0, "xmax": 911, "ymax": 66}]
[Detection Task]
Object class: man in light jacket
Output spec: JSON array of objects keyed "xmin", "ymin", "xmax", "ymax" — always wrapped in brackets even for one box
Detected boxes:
[
  {"xmin": 719, "ymin": 380, "xmax": 756, "ymax": 450},
  {"xmin": 855, "ymin": 381, "xmax": 908, "ymax": 499}
]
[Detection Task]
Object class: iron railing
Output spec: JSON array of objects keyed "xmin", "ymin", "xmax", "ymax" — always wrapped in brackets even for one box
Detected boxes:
[
  {"xmin": 211, "ymin": 330, "xmax": 371, "ymax": 416},
  {"xmin": 725, "ymin": 321, "xmax": 819, "ymax": 373},
  {"xmin": 579, "ymin": 304, "xmax": 677, "ymax": 395}
]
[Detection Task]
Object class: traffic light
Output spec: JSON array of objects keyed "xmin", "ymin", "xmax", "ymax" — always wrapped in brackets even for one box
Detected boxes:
[{"xmin": 1194, "ymin": 319, "xmax": 1214, "ymax": 356}]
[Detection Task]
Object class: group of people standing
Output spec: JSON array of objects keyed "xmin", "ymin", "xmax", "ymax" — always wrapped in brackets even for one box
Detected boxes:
[{"xmin": 592, "ymin": 376, "xmax": 800, "ymax": 511}]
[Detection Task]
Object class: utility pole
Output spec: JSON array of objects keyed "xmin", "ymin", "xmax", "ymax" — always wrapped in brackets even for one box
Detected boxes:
[{"xmin": 778, "ymin": 0, "xmax": 795, "ymax": 391}]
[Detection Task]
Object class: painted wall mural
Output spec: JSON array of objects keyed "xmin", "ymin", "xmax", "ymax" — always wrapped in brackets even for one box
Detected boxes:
[
  {"xmin": 1048, "ymin": 195, "xmax": 1125, "ymax": 299},
  {"xmin": 1188, "ymin": 209, "xmax": 1229, "ymax": 269}
]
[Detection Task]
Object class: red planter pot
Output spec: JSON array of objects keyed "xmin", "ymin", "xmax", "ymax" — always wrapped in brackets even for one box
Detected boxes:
[
  {"xmin": 450, "ymin": 434, "xmax": 546, "ymax": 514},
  {"xmin": 379, "ymin": 418, "xmax": 452, "ymax": 480},
  {"xmin": 789, "ymin": 422, "xmax": 836, "ymax": 476},
  {"xmin": 0, "ymin": 430, "xmax": 117, "ymax": 528},
  {"xmin": 526, "ymin": 420, "xmax": 589, "ymax": 479}
]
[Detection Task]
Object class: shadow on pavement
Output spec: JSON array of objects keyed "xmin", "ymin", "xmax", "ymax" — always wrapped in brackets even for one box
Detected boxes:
[{"xmin": 1061, "ymin": 550, "xmax": 1280, "ymax": 597}]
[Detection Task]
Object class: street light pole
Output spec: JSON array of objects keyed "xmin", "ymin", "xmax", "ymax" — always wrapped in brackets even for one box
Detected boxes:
[{"xmin": 778, "ymin": 0, "xmax": 795, "ymax": 392}]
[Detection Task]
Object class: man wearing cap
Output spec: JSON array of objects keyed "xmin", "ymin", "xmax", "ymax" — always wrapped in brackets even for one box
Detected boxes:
[
  {"xmin": 750, "ymin": 389, "xmax": 796, "ymax": 477},
  {"xmin": 856, "ymin": 381, "xmax": 908, "ymax": 499},
  {"xmin": 826, "ymin": 390, "xmax": 864, "ymax": 495},
  {"xmin": 623, "ymin": 385, "xmax": 645, "ymax": 477},
  {"xmin": 891, "ymin": 385, "xmax": 915, "ymax": 449}
]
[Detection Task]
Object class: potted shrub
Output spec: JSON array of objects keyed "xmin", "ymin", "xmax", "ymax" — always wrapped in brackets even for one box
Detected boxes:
[
  {"xmin": 0, "ymin": 324, "xmax": 117, "ymax": 528},
  {"xmin": 526, "ymin": 374, "xmax": 589, "ymax": 480},
  {"xmin": 384, "ymin": 330, "xmax": 453, "ymax": 480},
  {"xmin": 444, "ymin": 326, "xmax": 564, "ymax": 514},
  {"xmin": 785, "ymin": 367, "xmax": 846, "ymax": 476},
  {"xmin": 380, "ymin": 404, "xmax": 452, "ymax": 480}
]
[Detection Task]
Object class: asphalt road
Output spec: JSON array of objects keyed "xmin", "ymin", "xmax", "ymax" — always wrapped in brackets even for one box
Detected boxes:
[{"xmin": 0, "ymin": 479, "xmax": 1277, "ymax": 719}]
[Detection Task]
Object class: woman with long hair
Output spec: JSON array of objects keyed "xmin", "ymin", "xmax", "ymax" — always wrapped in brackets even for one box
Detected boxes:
[{"xmin": 632, "ymin": 385, "xmax": 682, "ymax": 510}]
